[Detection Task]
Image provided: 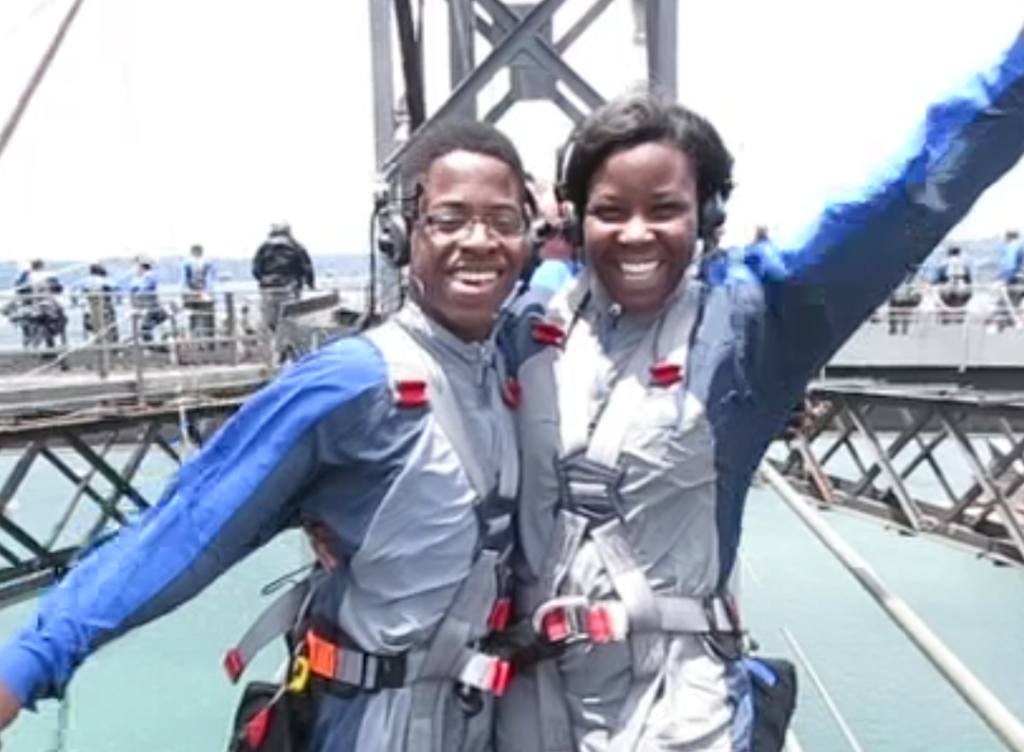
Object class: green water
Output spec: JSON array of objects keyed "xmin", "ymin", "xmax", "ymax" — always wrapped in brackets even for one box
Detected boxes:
[{"xmin": 0, "ymin": 446, "xmax": 1022, "ymax": 751}]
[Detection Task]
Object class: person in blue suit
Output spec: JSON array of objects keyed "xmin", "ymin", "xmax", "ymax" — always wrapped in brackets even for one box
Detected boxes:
[
  {"xmin": 0, "ymin": 120, "xmax": 533, "ymax": 752},
  {"xmin": 996, "ymin": 229, "xmax": 1024, "ymax": 329},
  {"xmin": 528, "ymin": 179, "xmax": 581, "ymax": 292},
  {"xmin": 501, "ymin": 24, "xmax": 1024, "ymax": 752}
]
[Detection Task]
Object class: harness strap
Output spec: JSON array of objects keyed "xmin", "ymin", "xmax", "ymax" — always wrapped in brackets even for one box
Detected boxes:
[
  {"xmin": 584, "ymin": 282, "xmax": 701, "ymax": 468},
  {"xmin": 304, "ymin": 628, "xmax": 511, "ymax": 696},
  {"xmin": 372, "ymin": 314, "xmax": 519, "ymax": 501},
  {"xmin": 531, "ymin": 594, "xmax": 740, "ymax": 647},
  {"xmin": 366, "ymin": 315, "xmax": 519, "ymax": 752},
  {"xmin": 223, "ymin": 579, "xmax": 313, "ymax": 684},
  {"xmin": 526, "ymin": 275, "xmax": 728, "ymax": 752}
]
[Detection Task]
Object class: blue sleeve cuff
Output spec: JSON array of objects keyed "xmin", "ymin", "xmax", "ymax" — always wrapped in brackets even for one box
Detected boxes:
[{"xmin": 0, "ymin": 633, "xmax": 54, "ymax": 709}]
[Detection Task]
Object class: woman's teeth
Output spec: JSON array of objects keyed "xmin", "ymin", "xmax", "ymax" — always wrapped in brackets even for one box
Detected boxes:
[
  {"xmin": 620, "ymin": 260, "xmax": 660, "ymax": 280},
  {"xmin": 454, "ymin": 269, "xmax": 499, "ymax": 284}
]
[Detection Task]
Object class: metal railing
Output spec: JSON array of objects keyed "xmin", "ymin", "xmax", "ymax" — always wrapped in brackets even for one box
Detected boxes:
[
  {"xmin": 760, "ymin": 463, "xmax": 1024, "ymax": 752},
  {"xmin": 0, "ymin": 285, "xmax": 368, "ymax": 414}
]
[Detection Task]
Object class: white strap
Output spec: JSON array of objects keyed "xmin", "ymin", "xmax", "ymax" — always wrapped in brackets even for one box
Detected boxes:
[
  {"xmin": 364, "ymin": 320, "xmax": 518, "ymax": 500},
  {"xmin": 585, "ymin": 283, "xmax": 701, "ymax": 469},
  {"xmin": 553, "ymin": 273, "xmax": 702, "ymax": 468},
  {"xmin": 554, "ymin": 313, "xmax": 601, "ymax": 458}
]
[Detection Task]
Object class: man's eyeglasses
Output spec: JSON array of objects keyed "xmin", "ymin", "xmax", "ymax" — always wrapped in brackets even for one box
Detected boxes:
[{"xmin": 420, "ymin": 210, "xmax": 526, "ymax": 241}]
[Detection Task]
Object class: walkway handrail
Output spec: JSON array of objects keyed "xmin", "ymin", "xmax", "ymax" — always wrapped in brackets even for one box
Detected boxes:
[{"xmin": 760, "ymin": 462, "xmax": 1024, "ymax": 752}]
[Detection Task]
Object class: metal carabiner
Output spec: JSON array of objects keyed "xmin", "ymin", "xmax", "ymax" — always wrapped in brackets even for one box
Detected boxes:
[
  {"xmin": 531, "ymin": 595, "xmax": 591, "ymax": 643},
  {"xmin": 288, "ymin": 656, "xmax": 311, "ymax": 693}
]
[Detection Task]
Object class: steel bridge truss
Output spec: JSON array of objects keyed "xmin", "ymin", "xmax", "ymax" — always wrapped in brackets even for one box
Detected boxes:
[
  {"xmin": 368, "ymin": 0, "xmax": 680, "ymax": 171},
  {"xmin": 775, "ymin": 383, "xmax": 1024, "ymax": 568},
  {"xmin": 0, "ymin": 403, "xmax": 237, "ymax": 608},
  {"xmin": 366, "ymin": 0, "xmax": 678, "ymax": 311}
]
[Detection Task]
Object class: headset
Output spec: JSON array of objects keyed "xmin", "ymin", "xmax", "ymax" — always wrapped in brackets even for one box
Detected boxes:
[
  {"xmin": 553, "ymin": 130, "xmax": 729, "ymax": 256},
  {"xmin": 372, "ymin": 183, "xmax": 414, "ymax": 269}
]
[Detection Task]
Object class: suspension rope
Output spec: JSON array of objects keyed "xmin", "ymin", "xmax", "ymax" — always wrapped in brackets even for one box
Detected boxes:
[
  {"xmin": 0, "ymin": 0, "xmax": 89, "ymax": 168},
  {"xmin": 779, "ymin": 627, "xmax": 867, "ymax": 752}
]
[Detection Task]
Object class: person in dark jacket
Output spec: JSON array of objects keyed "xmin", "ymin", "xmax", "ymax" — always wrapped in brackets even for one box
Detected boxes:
[{"xmin": 252, "ymin": 222, "xmax": 316, "ymax": 332}]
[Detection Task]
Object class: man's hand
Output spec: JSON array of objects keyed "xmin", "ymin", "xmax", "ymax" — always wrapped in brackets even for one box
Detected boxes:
[{"xmin": 0, "ymin": 680, "xmax": 21, "ymax": 748}]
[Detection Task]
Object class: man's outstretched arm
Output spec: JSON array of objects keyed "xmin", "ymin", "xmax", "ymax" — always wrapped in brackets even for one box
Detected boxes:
[{"xmin": 0, "ymin": 337, "xmax": 387, "ymax": 716}]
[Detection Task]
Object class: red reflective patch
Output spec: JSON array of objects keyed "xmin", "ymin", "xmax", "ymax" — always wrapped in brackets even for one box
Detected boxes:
[
  {"xmin": 501, "ymin": 377, "xmax": 521, "ymax": 409},
  {"xmin": 395, "ymin": 379, "xmax": 428, "ymax": 408},
  {"xmin": 649, "ymin": 362, "xmax": 683, "ymax": 387},
  {"xmin": 244, "ymin": 706, "xmax": 271, "ymax": 749},
  {"xmin": 488, "ymin": 659, "xmax": 513, "ymax": 696},
  {"xmin": 223, "ymin": 648, "xmax": 244, "ymax": 683},
  {"xmin": 531, "ymin": 320, "xmax": 565, "ymax": 347},
  {"xmin": 488, "ymin": 597, "xmax": 513, "ymax": 631}
]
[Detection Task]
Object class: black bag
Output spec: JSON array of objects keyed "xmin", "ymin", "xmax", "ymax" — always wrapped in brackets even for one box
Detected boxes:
[
  {"xmin": 745, "ymin": 657, "xmax": 798, "ymax": 752},
  {"xmin": 227, "ymin": 681, "xmax": 313, "ymax": 752}
]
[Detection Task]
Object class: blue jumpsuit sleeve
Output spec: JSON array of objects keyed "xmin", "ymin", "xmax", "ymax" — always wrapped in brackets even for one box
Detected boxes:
[
  {"xmin": 0, "ymin": 338, "xmax": 388, "ymax": 708},
  {"xmin": 528, "ymin": 260, "xmax": 575, "ymax": 293},
  {"xmin": 759, "ymin": 30, "xmax": 1024, "ymax": 385}
]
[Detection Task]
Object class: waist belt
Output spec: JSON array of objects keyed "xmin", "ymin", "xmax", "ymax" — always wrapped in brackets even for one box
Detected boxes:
[
  {"xmin": 304, "ymin": 623, "xmax": 409, "ymax": 693},
  {"xmin": 302, "ymin": 619, "xmax": 512, "ymax": 697},
  {"xmin": 223, "ymin": 580, "xmax": 513, "ymax": 697},
  {"xmin": 505, "ymin": 594, "xmax": 744, "ymax": 669}
]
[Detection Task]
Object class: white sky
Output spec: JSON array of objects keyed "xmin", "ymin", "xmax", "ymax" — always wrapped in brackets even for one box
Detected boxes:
[{"xmin": 0, "ymin": 0, "xmax": 1021, "ymax": 262}]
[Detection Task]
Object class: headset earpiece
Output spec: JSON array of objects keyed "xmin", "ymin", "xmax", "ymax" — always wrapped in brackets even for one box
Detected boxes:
[
  {"xmin": 560, "ymin": 204, "xmax": 584, "ymax": 249},
  {"xmin": 699, "ymin": 193, "xmax": 727, "ymax": 246},
  {"xmin": 553, "ymin": 134, "xmax": 584, "ymax": 251},
  {"xmin": 373, "ymin": 186, "xmax": 413, "ymax": 268}
]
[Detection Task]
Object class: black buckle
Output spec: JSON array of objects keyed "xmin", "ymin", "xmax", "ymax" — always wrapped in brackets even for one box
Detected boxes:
[
  {"xmin": 455, "ymin": 683, "xmax": 485, "ymax": 718},
  {"xmin": 556, "ymin": 454, "xmax": 626, "ymax": 525},
  {"xmin": 474, "ymin": 489, "xmax": 515, "ymax": 554},
  {"xmin": 701, "ymin": 596, "xmax": 745, "ymax": 662},
  {"xmin": 315, "ymin": 651, "xmax": 407, "ymax": 698},
  {"xmin": 370, "ymin": 653, "xmax": 407, "ymax": 691}
]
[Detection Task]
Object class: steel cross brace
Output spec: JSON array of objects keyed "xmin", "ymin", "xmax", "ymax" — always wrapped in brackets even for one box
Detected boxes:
[
  {"xmin": 0, "ymin": 406, "xmax": 237, "ymax": 608},
  {"xmin": 772, "ymin": 386, "xmax": 1024, "ymax": 569},
  {"xmin": 368, "ymin": 0, "xmax": 679, "ymax": 176}
]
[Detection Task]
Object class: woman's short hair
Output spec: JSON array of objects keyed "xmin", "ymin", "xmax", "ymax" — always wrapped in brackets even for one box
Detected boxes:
[{"xmin": 560, "ymin": 88, "xmax": 734, "ymax": 217}]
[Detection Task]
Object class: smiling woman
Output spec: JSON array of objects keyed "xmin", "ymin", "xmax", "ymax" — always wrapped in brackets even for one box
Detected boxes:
[{"xmin": 499, "ymin": 26, "xmax": 1024, "ymax": 751}]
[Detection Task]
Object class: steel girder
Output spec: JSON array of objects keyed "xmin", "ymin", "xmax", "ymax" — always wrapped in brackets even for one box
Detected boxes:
[
  {"xmin": 367, "ymin": 0, "xmax": 679, "ymax": 176},
  {"xmin": 773, "ymin": 382, "xmax": 1024, "ymax": 569},
  {"xmin": 0, "ymin": 403, "xmax": 238, "ymax": 607}
]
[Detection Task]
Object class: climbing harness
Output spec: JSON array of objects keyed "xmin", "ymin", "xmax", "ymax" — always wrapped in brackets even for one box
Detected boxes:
[
  {"xmin": 222, "ymin": 314, "xmax": 519, "ymax": 752},
  {"xmin": 505, "ymin": 275, "xmax": 797, "ymax": 752}
]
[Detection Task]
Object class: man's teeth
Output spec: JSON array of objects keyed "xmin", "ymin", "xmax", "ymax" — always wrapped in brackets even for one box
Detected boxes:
[
  {"xmin": 454, "ymin": 270, "xmax": 499, "ymax": 283},
  {"xmin": 620, "ymin": 260, "xmax": 660, "ymax": 279}
]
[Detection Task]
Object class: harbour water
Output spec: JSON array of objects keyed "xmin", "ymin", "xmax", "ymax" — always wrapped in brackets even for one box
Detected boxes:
[{"xmin": 0, "ymin": 441, "xmax": 1021, "ymax": 751}]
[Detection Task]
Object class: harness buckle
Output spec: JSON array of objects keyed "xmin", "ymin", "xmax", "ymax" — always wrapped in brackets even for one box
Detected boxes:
[
  {"xmin": 531, "ymin": 596, "xmax": 592, "ymax": 645},
  {"xmin": 701, "ymin": 596, "xmax": 745, "ymax": 662}
]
